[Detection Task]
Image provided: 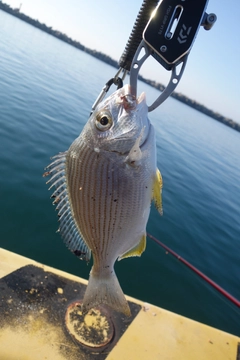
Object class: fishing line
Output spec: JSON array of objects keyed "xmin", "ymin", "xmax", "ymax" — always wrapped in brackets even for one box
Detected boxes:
[{"xmin": 147, "ymin": 233, "xmax": 240, "ymax": 308}]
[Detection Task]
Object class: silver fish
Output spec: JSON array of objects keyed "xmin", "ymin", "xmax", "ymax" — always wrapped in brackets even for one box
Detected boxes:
[{"xmin": 44, "ymin": 84, "xmax": 163, "ymax": 316}]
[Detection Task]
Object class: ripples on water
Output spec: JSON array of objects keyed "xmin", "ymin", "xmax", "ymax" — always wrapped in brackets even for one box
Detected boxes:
[{"xmin": 0, "ymin": 11, "xmax": 239, "ymax": 336}]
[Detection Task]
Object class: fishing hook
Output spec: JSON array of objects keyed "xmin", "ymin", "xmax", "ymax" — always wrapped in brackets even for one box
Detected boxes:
[{"xmin": 90, "ymin": 68, "xmax": 127, "ymax": 115}]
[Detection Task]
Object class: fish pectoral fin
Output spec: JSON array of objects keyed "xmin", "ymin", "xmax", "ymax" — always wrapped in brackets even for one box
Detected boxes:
[
  {"xmin": 82, "ymin": 267, "xmax": 131, "ymax": 317},
  {"xmin": 118, "ymin": 234, "xmax": 146, "ymax": 260},
  {"xmin": 124, "ymin": 130, "xmax": 143, "ymax": 167},
  {"xmin": 152, "ymin": 168, "xmax": 163, "ymax": 215}
]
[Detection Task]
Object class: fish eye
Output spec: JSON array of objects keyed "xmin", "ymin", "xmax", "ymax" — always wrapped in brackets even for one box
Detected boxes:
[{"xmin": 95, "ymin": 111, "xmax": 113, "ymax": 131}]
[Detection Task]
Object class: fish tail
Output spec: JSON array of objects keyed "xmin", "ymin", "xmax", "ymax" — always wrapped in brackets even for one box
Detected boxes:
[{"xmin": 82, "ymin": 268, "xmax": 131, "ymax": 317}]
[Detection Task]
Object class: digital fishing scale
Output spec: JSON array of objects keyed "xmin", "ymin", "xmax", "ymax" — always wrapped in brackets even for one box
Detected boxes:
[{"xmin": 91, "ymin": 0, "xmax": 217, "ymax": 113}]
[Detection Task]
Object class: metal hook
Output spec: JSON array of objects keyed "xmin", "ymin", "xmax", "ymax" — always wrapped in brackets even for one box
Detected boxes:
[
  {"xmin": 129, "ymin": 40, "xmax": 188, "ymax": 112},
  {"xmin": 129, "ymin": 40, "xmax": 152, "ymax": 99},
  {"xmin": 148, "ymin": 55, "xmax": 188, "ymax": 112},
  {"xmin": 90, "ymin": 69, "xmax": 126, "ymax": 114}
]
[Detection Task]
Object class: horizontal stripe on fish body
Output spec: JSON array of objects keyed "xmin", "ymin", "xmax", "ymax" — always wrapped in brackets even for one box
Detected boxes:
[{"xmin": 65, "ymin": 124, "xmax": 156, "ymax": 267}]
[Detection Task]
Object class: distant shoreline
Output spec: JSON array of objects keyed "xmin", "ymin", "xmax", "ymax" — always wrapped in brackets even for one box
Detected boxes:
[{"xmin": 0, "ymin": 2, "xmax": 239, "ymax": 132}]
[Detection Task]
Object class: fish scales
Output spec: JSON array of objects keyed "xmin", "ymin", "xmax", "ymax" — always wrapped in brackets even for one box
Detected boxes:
[
  {"xmin": 45, "ymin": 84, "xmax": 163, "ymax": 316},
  {"xmin": 67, "ymin": 142, "xmax": 147, "ymax": 261}
]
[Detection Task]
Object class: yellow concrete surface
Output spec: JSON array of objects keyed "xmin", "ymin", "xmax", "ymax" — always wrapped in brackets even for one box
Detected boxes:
[
  {"xmin": 107, "ymin": 303, "xmax": 239, "ymax": 360},
  {"xmin": 0, "ymin": 247, "xmax": 88, "ymax": 284},
  {"xmin": 0, "ymin": 247, "xmax": 239, "ymax": 360}
]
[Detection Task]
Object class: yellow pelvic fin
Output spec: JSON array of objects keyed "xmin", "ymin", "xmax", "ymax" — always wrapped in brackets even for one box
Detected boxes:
[
  {"xmin": 119, "ymin": 234, "xmax": 146, "ymax": 260},
  {"xmin": 152, "ymin": 168, "xmax": 163, "ymax": 215}
]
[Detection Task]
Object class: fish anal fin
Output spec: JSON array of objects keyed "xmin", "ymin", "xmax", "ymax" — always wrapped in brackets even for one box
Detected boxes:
[
  {"xmin": 152, "ymin": 168, "xmax": 163, "ymax": 215},
  {"xmin": 118, "ymin": 234, "xmax": 146, "ymax": 260},
  {"xmin": 82, "ymin": 268, "xmax": 131, "ymax": 317}
]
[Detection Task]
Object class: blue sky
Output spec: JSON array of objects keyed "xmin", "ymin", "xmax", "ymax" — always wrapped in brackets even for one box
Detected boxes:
[{"xmin": 3, "ymin": 0, "xmax": 240, "ymax": 123}]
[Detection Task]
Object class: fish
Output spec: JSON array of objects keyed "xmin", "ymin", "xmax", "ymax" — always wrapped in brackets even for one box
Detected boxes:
[{"xmin": 44, "ymin": 84, "xmax": 163, "ymax": 316}]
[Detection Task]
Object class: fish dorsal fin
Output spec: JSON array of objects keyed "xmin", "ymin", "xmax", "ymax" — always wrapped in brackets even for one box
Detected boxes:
[
  {"xmin": 152, "ymin": 168, "xmax": 163, "ymax": 215},
  {"xmin": 118, "ymin": 234, "xmax": 146, "ymax": 260},
  {"xmin": 45, "ymin": 152, "xmax": 91, "ymax": 262}
]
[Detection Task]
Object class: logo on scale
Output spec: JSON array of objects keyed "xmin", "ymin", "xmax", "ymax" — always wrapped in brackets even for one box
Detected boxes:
[{"xmin": 177, "ymin": 24, "xmax": 192, "ymax": 44}]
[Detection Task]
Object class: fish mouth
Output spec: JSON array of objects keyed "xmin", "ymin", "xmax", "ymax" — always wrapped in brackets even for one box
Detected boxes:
[
  {"xmin": 120, "ymin": 86, "xmax": 146, "ymax": 110},
  {"xmin": 113, "ymin": 88, "xmax": 148, "ymax": 144},
  {"xmin": 121, "ymin": 95, "xmax": 136, "ymax": 110}
]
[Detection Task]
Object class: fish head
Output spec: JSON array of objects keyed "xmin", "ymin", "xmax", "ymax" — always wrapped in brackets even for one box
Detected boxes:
[{"xmin": 83, "ymin": 84, "xmax": 150, "ymax": 153}]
